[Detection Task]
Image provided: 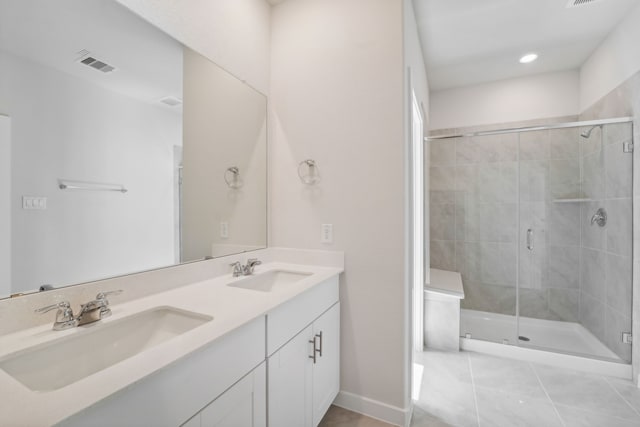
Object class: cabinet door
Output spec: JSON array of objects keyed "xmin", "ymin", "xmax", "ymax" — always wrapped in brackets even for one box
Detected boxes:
[
  {"xmin": 200, "ymin": 362, "xmax": 266, "ymax": 427},
  {"xmin": 268, "ymin": 325, "xmax": 314, "ymax": 427},
  {"xmin": 312, "ymin": 302, "xmax": 340, "ymax": 427}
]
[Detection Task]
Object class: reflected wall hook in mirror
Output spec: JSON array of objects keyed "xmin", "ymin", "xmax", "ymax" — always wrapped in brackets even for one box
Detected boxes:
[
  {"xmin": 298, "ymin": 159, "xmax": 320, "ymax": 185},
  {"xmin": 224, "ymin": 166, "xmax": 243, "ymax": 189},
  {"xmin": 2, "ymin": 1, "xmax": 268, "ymax": 301}
]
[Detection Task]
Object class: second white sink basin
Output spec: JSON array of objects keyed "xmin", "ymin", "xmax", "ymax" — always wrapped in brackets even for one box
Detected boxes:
[
  {"xmin": 228, "ymin": 270, "xmax": 312, "ymax": 292},
  {"xmin": 0, "ymin": 306, "xmax": 212, "ymax": 392}
]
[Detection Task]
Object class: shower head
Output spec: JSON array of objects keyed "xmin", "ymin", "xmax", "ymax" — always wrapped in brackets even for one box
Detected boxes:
[{"xmin": 580, "ymin": 125, "xmax": 601, "ymax": 139}]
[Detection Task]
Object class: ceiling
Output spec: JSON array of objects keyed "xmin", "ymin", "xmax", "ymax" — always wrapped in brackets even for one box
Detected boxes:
[
  {"xmin": 414, "ymin": 0, "xmax": 640, "ymax": 91},
  {"xmin": 0, "ymin": 0, "xmax": 183, "ymax": 111}
]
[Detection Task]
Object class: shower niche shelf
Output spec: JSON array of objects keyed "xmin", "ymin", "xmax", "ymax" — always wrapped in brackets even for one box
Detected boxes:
[{"xmin": 552, "ymin": 198, "xmax": 592, "ymax": 203}]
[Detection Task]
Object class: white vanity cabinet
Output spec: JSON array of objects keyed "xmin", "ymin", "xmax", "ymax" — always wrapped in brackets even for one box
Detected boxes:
[
  {"xmin": 52, "ymin": 272, "xmax": 341, "ymax": 427},
  {"xmin": 267, "ymin": 276, "xmax": 340, "ymax": 427},
  {"xmin": 181, "ymin": 362, "xmax": 266, "ymax": 427},
  {"xmin": 310, "ymin": 302, "xmax": 340, "ymax": 426}
]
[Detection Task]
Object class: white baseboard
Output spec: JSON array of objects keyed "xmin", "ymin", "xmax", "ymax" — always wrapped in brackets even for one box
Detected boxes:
[{"xmin": 333, "ymin": 391, "xmax": 413, "ymax": 427}]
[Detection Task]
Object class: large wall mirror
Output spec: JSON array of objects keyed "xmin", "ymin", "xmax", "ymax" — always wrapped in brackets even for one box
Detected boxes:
[{"xmin": 0, "ymin": 0, "xmax": 268, "ymax": 299}]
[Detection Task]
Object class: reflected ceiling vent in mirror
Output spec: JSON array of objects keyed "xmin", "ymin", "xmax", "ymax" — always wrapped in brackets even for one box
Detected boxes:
[
  {"xmin": 76, "ymin": 49, "xmax": 117, "ymax": 73},
  {"xmin": 159, "ymin": 96, "xmax": 183, "ymax": 107},
  {"xmin": 566, "ymin": 0, "xmax": 605, "ymax": 7}
]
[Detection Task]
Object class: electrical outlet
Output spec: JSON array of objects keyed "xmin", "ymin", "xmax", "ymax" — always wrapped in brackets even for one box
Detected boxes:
[
  {"xmin": 220, "ymin": 222, "xmax": 229, "ymax": 239},
  {"xmin": 321, "ymin": 224, "xmax": 333, "ymax": 244}
]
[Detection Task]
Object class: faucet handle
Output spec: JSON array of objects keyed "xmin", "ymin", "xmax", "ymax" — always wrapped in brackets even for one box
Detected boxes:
[
  {"xmin": 35, "ymin": 301, "xmax": 71, "ymax": 314},
  {"xmin": 230, "ymin": 261, "xmax": 243, "ymax": 277},
  {"xmin": 35, "ymin": 301, "xmax": 77, "ymax": 331},
  {"xmin": 244, "ymin": 258, "xmax": 262, "ymax": 275},
  {"xmin": 95, "ymin": 290, "xmax": 123, "ymax": 318},
  {"xmin": 96, "ymin": 289, "xmax": 123, "ymax": 300}
]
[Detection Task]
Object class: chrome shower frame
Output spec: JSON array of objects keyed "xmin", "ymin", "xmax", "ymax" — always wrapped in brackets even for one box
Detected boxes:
[
  {"xmin": 425, "ymin": 116, "xmax": 633, "ymax": 141},
  {"xmin": 425, "ymin": 116, "xmax": 635, "ymax": 374}
]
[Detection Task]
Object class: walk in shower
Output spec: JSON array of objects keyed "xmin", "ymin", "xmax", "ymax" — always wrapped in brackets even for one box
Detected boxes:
[{"xmin": 429, "ymin": 118, "xmax": 633, "ymax": 369}]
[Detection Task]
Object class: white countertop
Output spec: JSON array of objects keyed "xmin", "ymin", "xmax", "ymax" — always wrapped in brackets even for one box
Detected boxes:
[
  {"xmin": 425, "ymin": 268, "xmax": 464, "ymax": 299},
  {"xmin": 0, "ymin": 261, "xmax": 342, "ymax": 427}
]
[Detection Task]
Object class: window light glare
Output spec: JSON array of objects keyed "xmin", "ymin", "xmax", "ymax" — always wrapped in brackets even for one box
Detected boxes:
[{"xmin": 519, "ymin": 53, "xmax": 538, "ymax": 64}]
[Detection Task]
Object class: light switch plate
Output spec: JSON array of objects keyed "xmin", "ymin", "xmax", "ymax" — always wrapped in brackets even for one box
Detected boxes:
[
  {"xmin": 321, "ymin": 224, "xmax": 333, "ymax": 244},
  {"xmin": 22, "ymin": 196, "xmax": 47, "ymax": 210},
  {"xmin": 220, "ymin": 222, "xmax": 229, "ymax": 239}
]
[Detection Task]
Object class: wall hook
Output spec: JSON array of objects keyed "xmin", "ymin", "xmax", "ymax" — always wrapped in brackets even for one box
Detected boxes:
[{"xmin": 224, "ymin": 166, "xmax": 243, "ymax": 189}]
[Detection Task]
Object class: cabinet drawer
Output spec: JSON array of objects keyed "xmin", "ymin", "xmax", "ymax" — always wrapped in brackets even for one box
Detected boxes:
[{"xmin": 267, "ymin": 276, "xmax": 338, "ymax": 356}]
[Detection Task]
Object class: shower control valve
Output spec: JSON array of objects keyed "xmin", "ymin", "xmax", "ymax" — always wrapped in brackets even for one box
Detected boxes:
[{"xmin": 590, "ymin": 208, "xmax": 607, "ymax": 227}]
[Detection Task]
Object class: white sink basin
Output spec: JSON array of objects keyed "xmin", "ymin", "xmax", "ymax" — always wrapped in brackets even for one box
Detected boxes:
[
  {"xmin": 0, "ymin": 306, "xmax": 212, "ymax": 392},
  {"xmin": 228, "ymin": 270, "xmax": 312, "ymax": 292}
]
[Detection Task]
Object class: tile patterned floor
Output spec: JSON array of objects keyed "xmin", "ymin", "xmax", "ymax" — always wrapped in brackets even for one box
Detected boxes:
[
  {"xmin": 320, "ymin": 349, "xmax": 640, "ymax": 427},
  {"xmin": 319, "ymin": 405, "xmax": 395, "ymax": 426}
]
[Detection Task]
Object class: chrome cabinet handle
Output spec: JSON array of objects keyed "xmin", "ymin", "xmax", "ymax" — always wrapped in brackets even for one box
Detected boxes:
[
  {"xmin": 315, "ymin": 331, "xmax": 323, "ymax": 357},
  {"xmin": 309, "ymin": 336, "xmax": 318, "ymax": 364},
  {"xmin": 526, "ymin": 228, "xmax": 534, "ymax": 251}
]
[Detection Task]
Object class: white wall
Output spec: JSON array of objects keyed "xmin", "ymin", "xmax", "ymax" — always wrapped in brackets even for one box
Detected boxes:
[
  {"xmin": 0, "ymin": 52, "xmax": 180, "ymax": 294},
  {"xmin": 429, "ymin": 70, "xmax": 580, "ymax": 130},
  {"xmin": 404, "ymin": 0, "xmax": 430, "ymax": 280},
  {"xmin": 116, "ymin": 0, "xmax": 271, "ymax": 95},
  {"xmin": 270, "ymin": 0, "xmax": 408, "ymax": 422},
  {"xmin": 182, "ymin": 48, "xmax": 267, "ymax": 261},
  {"xmin": 580, "ymin": 2, "xmax": 640, "ymax": 111},
  {"xmin": 0, "ymin": 116, "xmax": 10, "ymax": 297},
  {"xmin": 403, "ymin": 0, "xmax": 430, "ymax": 417},
  {"xmin": 404, "ymin": 0, "xmax": 429, "ymax": 119}
]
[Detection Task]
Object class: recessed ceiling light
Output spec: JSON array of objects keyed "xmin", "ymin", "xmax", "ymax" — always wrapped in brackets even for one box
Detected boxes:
[{"xmin": 519, "ymin": 53, "xmax": 538, "ymax": 64}]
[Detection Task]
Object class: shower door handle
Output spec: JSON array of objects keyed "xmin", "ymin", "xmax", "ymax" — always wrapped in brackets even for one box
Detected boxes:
[{"xmin": 526, "ymin": 229, "xmax": 534, "ymax": 251}]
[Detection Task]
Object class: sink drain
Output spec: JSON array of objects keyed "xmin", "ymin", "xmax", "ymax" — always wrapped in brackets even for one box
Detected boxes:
[{"xmin": 518, "ymin": 336, "xmax": 530, "ymax": 342}]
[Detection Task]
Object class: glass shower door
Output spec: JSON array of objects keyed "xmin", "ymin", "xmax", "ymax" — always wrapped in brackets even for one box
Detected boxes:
[
  {"xmin": 454, "ymin": 132, "xmax": 519, "ymax": 345},
  {"xmin": 517, "ymin": 122, "xmax": 633, "ymax": 363},
  {"xmin": 518, "ymin": 127, "xmax": 578, "ymax": 351}
]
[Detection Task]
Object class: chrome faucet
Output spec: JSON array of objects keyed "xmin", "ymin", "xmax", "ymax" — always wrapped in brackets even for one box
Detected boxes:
[
  {"xmin": 230, "ymin": 259, "xmax": 262, "ymax": 277},
  {"xmin": 36, "ymin": 290, "xmax": 123, "ymax": 330},
  {"xmin": 35, "ymin": 301, "xmax": 78, "ymax": 331},
  {"xmin": 75, "ymin": 290, "xmax": 122, "ymax": 326},
  {"xmin": 230, "ymin": 261, "xmax": 244, "ymax": 277}
]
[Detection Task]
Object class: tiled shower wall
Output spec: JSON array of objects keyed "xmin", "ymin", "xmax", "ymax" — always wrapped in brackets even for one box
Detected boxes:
[
  {"xmin": 431, "ymin": 134, "xmax": 519, "ymax": 314},
  {"xmin": 429, "ymin": 122, "xmax": 633, "ymax": 362},
  {"xmin": 579, "ymin": 69, "xmax": 640, "ymax": 376},
  {"xmin": 430, "ymin": 129, "xmax": 587, "ymax": 322}
]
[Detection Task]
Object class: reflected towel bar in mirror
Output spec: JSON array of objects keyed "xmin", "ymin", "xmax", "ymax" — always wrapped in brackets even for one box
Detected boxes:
[{"xmin": 58, "ymin": 179, "xmax": 128, "ymax": 193}]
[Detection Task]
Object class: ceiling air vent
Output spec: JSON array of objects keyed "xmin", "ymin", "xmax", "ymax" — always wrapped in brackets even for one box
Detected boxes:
[
  {"xmin": 566, "ymin": 0, "xmax": 605, "ymax": 7},
  {"xmin": 76, "ymin": 51, "xmax": 116, "ymax": 73},
  {"xmin": 159, "ymin": 96, "xmax": 183, "ymax": 107}
]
